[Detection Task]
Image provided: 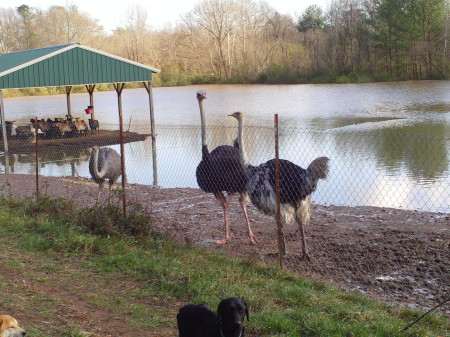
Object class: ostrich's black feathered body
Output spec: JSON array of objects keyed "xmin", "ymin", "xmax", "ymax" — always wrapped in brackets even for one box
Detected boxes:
[
  {"xmin": 194, "ymin": 92, "xmax": 257, "ymax": 245},
  {"xmin": 247, "ymin": 157, "xmax": 329, "ymax": 224},
  {"xmin": 196, "ymin": 145, "xmax": 247, "ymax": 195},
  {"xmin": 248, "ymin": 159, "xmax": 317, "ymax": 205}
]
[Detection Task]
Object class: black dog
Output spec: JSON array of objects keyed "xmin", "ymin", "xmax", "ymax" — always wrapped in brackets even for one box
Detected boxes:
[{"xmin": 177, "ymin": 297, "xmax": 249, "ymax": 337}]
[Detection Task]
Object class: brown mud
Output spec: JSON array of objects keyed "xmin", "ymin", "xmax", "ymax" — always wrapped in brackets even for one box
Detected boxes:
[{"xmin": 0, "ymin": 174, "xmax": 448, "ymax": 317}]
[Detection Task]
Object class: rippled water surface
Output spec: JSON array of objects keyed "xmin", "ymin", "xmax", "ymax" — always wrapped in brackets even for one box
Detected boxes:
[{"xmin": 2, "ymin": 81, "xmax": 449, "ymax": 212}]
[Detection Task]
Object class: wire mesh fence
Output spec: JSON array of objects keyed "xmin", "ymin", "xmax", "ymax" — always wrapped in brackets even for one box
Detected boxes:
[
  {"xmin": 0, "ymin": 121, "xmax": 449, "ymax": 314},
  {"xmin": 0, "ymin": 121, "xmax": 449, "ymax": 211}
]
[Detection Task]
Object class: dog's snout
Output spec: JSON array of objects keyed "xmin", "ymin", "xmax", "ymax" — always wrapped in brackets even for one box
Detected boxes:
[{"xmin": 22, "ymin": 331, "xmax": 27, "ymax": 336}]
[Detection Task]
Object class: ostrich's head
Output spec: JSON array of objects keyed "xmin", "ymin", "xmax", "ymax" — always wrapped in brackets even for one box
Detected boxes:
[
  {"xmin": 196, "ymin": 90, "xmax": 207, "ymax": 101},
  {"xmin": 228, "ymin": 112, "xmax": 243, "ymax": 121}
]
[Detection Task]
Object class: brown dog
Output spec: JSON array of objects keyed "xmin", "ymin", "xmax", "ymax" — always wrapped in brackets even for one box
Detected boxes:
[{"xmin": 0, "ymin": 315, "xmax": 26, "ymax": 337}]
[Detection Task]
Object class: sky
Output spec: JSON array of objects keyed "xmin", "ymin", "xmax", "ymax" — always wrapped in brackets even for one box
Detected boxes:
[{"xmin": 5, "ymin": 0, "xmax": 332, "ymax": 32}]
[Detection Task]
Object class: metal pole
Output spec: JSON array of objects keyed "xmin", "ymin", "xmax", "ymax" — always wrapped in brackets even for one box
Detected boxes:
[
  {"xmin": 114, "ymin": 83, "xmax": 127, "ymax": 217},
  {"xmin": 34, "ymin": 117, "xmax": 40, "ymax": 200},
  {"xmin": 0, "ymin": 90, "xmax": 9, "ymax": 154},
  {"xmin": 274, "ymin": 114, "xmax": 283, "ymax": 268},
  {"xmin": 144, "ymin": 81, "xmax": 158, "ymax": 186}
]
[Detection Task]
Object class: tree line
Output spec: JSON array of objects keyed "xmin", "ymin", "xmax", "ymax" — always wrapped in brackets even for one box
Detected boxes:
[{"xmin": 1, "ymin": 0, "xmax": 448, "ymax": 87}]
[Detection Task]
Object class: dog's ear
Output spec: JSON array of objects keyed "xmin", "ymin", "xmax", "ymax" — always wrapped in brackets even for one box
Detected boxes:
[{"xmin": 217, "ymin": 299, "xmax": 225, "ymax": 321}]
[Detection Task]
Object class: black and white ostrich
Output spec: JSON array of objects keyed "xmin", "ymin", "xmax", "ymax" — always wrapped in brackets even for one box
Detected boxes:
[
  {"xmin": 229, "ymin": 112, "xmax": 329, "ymax": 260},
  {"xmin": 89, "ymin": 146, "xmax": 122, "ymax": 203},
  {"xmin": 195, "ymin": 91, "xmax": 258, "ymax": 245}
]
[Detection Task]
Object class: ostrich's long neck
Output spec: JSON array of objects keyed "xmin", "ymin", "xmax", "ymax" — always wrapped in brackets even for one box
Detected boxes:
[
  {"xmin": 198, "ymin": 99, "xmax": 210, "ymax": 159},
  {"xmin": 92, "ymin": 148, "xmax": 107, "ymax": 179},
  {"xmin": 198, "ymin": 99, "xmax": 207, "ymax": 147},
  {"xmin": 237, "ymin": 117, "xmax": 249, "ymax": 166}
]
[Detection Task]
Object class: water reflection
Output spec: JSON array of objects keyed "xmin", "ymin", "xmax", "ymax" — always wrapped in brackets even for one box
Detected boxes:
[
  {"xmin": 1, "ymin": 81, "xmax": 449, "ymax": 212},
  {"xmin": 373, "ymin": 123, "xmax": 449, "ymax": 182},
  {"xmin": 2, "ymin": 147, "xmax": 91, "ymax": 176}
]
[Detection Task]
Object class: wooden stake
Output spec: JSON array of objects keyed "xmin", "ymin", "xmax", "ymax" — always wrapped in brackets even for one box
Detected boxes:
[
  {"xmin": 274, "ymin": 114, "xmax": 283, "ymax": 268},
  {"xmin": 34, "ymin": 117, "xmax": 40, "ymax": 200},
  {"xmin": 114, "ymin": 83, "xmax": 127, "ymax": 217}
]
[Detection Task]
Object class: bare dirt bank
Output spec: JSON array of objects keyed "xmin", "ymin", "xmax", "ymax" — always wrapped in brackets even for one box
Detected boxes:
[{"xmin": 0, "ymin": 174, "xmax": 448, "ymax": 317}]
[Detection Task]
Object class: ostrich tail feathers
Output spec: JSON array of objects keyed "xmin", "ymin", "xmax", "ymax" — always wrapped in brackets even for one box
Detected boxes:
[{"xmin": 307, "ymin": 157, "xmax": 329, "ymax": 181}]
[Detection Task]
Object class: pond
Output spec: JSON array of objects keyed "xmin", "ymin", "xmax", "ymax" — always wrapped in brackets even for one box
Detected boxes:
[{"xmin": 2, "ymin": 81, "xmax": 449, "ymax": 212}]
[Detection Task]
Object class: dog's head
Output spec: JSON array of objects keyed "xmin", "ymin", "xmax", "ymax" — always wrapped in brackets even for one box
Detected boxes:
[
  {"xmin": 0, "ymin": 315, "xmax": 26, "ymax": 337},
  {"xmin": 217, "ymin": 297, "xmax": 249, "ymax": 334}
]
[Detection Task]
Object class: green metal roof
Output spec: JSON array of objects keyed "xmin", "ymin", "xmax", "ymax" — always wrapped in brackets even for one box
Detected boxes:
[{"xmin": 0, "ymin": 43, "xmax": 160, "ymax": 90}]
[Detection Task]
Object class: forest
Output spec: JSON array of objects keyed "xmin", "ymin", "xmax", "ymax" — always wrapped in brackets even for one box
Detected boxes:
[{"xmin": 1, "ymin": 0, "xmax": 449, "ymax": 87}]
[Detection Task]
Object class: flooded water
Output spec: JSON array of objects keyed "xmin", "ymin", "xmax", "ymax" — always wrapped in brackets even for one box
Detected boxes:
[{"xmin": 1, "ymin": 81, "xmax": 449, "ymax": 212}]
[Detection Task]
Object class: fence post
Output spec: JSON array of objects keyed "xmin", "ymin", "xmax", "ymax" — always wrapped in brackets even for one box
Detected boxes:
[
  {"xmin": 34, "ymin": 117, "xmax": 40, "ymax": 200},
  {"xmin": 144, "ymin": 81, "xmax": 158, "ymax": 186},
  {"xmin": 0, "ymin": 90, "xmax": 8, "ymax": 154},
  {"xmin": 274, "ymin": 114, "xmax": 283, "ymax": 268},
  {"xmin": 114, "ymin": 83, "xmax": 127, "ymax": 218}
]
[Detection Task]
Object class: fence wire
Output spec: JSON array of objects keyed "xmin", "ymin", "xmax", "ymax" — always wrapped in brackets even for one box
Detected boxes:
[
  {"xmin": 0, "ymin": 121, "xmax": 449, "ymax": 315},
  {"xmin": 0, "ymin": 122, "xmax": 448, "ymax": 212}
]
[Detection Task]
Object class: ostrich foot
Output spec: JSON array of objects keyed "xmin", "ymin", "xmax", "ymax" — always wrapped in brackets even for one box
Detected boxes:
[
  {"xmin": 216, "ymin": 237, "xmax": 231, "ymax": 245},
  {"xmin": 300, "ymin": 252, "xmax": 311, "ymax": 261},
  {"xmin": 249, "ymin": 234, "xmax": 259, "ymax": 246}
]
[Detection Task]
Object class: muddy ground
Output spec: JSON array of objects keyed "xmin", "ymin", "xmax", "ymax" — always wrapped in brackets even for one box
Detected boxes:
[{"xmin": 0, "ymin": 174, "xmax": 448, "ymax": 317}]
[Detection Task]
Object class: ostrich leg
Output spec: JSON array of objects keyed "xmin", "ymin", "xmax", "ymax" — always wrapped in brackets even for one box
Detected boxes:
[
  {"xmin": 295, "ymin": 196, "xmax": 311, "ymax": 261},
  {"xmin": 96, "ymin": 183, "xmax": 103, "ymax": 204},
  {"xmin": 215, "ymin": 192, "xmax": 231, "ymax": 245},
  {"xmin": 297, "ymin": 219, "xmax": 310, "ymax": 261},
  {"xmin": 108, "ymin": 182, "xmax": 113, "ymax": 204},
  {"xmin": 239, "ymin": 193, "xmax": 258, "ymax": 245}
]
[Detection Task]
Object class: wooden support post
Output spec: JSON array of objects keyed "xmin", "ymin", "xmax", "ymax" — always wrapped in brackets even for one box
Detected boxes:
[
  {"xmin": 85, "ymin": 84, "xmax": 96, "ymax": 120},
  {"xmin": 114, "ymin": 83, "xmax": 127, "ymax": 217},
  {"xmin": 65, "ymin": 86, "xmax": 73, "ymax": 119},
  {"xmin": 143, "ymin": 81, "xmax": 158, "ymax": 186},
  {"xmin": 274, "ymin": 114, "xmax": 283, "ymax": 268},
  {"xmin": 0, "ymin": 90, "xmax": 8, "ymax": 154}
]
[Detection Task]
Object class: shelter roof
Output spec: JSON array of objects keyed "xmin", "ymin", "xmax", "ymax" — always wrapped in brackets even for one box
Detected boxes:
[{"xmin": 0, "ymin": 43, "xmax": 160, "ymax": 90}]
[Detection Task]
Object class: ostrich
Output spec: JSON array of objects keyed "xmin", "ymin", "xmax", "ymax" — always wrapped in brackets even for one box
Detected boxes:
[
  {"xmin": 229, "ymin": 112, "xmax": 329, "ymax": 260},
  {"xmin": 89, "ymin": 146, "xmax": 122, "ymax": 203},
  {"xmin": 195, "ymin": 91, "xmax": 258, "ymax": 245}
]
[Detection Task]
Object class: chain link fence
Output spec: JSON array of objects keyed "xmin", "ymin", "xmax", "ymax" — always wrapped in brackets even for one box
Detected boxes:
[
  {"xmin": 1, "ymin": 122, "xmax": 448, "ymax": 213},
  {"xmin": 0, "ymin": 121, "xmax": 449, "ymax": 314}
]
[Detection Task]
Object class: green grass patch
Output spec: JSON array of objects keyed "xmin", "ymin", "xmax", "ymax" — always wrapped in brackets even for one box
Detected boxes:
[{"xmin": 0, "ymin": 197, "xmax": 448, "ymax": 336}]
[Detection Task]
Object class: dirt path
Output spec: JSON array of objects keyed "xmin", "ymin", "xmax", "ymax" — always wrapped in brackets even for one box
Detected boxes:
[
  {"xmin": 1, "ymin": 174, "xmax": 449, "ymax": 318},
  {"xmin": 0, "ymin": 244, "xmax": 178, "ymax": 336}
]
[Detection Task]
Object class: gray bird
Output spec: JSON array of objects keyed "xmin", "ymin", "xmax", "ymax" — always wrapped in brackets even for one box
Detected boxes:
[
  {"xmin": 89, "ymin": 146, "xmax": 122, "ymax": 203},
  {"xmin": 230, "ymin": 112, "xmax": 329, "ymax": 260}
]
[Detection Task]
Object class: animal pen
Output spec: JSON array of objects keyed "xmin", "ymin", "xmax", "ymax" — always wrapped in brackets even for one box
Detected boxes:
[{"xmin": 0, "ymin": 46, "xmax": 449, "ymax": 318}]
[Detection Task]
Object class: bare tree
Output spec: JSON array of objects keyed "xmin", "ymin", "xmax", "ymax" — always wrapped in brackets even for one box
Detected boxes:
[
  {"xmin": 33, "ymin": 4, "xmax": 103, "ymax": 46},
  {"xmin": 181, "ymin": 0, "xmax": 241, "ymax": 78},
  {"xmin": 0, "ymin": 8, "xmax": 23, "ymax": 53},
  {"xmin": 114, "ymin": 5, "xmax": 152, "ymax": 63}
]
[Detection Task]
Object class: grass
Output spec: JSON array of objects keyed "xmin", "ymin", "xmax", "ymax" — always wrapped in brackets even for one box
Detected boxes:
[{"xmin": 0, "ymin": 196, "xmax": 448, "ymax": 336}]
